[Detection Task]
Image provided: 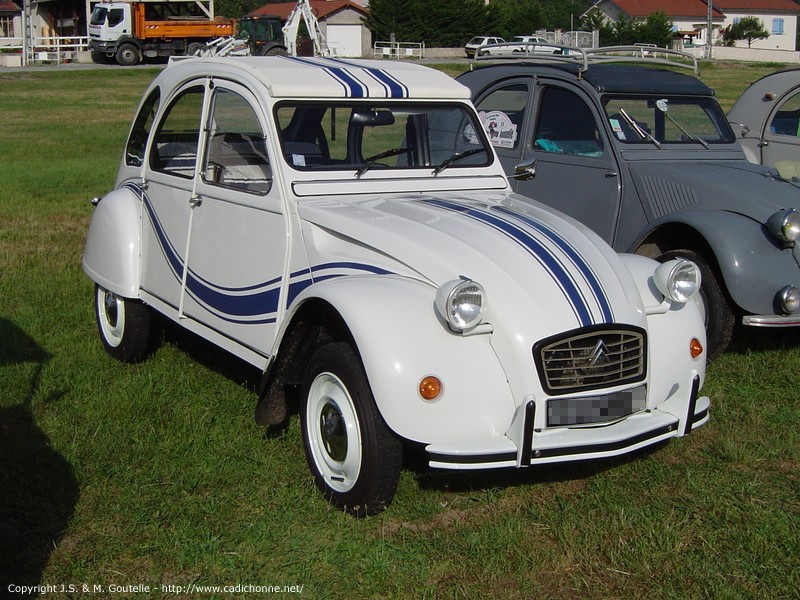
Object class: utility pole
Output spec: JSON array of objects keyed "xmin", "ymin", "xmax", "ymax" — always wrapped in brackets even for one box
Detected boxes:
[{"xmin": 706, "ymin": 0, "xmax": 713, "ymax": 59}]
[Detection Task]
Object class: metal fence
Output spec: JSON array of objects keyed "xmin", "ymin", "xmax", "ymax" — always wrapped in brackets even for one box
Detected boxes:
[
  {"xmin": 373, "ymin": 41, "xmax": 425, "ymax": 60},
  {"xmin": 0, "ymin": 36, "xmax": 89, "ymax": 65}
]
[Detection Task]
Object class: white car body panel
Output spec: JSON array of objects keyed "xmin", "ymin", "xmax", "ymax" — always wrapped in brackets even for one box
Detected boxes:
[{"xmin": 83, "ymin": 57, "xmax": 709, "ymax": 481}]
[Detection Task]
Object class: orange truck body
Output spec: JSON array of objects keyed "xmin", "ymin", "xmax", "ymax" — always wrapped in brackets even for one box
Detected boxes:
[{"xmin": 132, "ymin": 3, "xmax": 235, "ymax": 41}]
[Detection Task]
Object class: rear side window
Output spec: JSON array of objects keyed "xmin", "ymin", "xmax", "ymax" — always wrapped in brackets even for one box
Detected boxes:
[
  {"xmin": 125, "ymin": 88, "xmax": 160, "ymax": 167},
  {"xmin": 769, "ymin": 91, "xmax": 800, "ymax": 137},
  {"xmin": 475, "ymin": 83, "xmax": 529, "ymax": 151},
  {"xmin": 149, "ymin": 86, "xmax": 204, "ymax": 178}
]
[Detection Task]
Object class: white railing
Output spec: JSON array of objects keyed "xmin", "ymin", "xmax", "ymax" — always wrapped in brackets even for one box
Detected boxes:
[
  {"xmin": 0, "ymin": 36, "xmax": 89, "ymax": 65},
  {"xmin": 373, "ymin": 41, "xmax": 425, "ymax": 59}
]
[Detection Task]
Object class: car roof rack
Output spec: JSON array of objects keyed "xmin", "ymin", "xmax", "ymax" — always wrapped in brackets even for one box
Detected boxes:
[{"xmin": 472, "ymin": 44, "xmax": 699, "ymax": 78}]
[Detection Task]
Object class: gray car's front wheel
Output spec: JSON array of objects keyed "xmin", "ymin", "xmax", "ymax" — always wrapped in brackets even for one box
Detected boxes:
[
  {"xmin": 95, "ymin": 285, "xmax": 152, "ymax": 363},
  {"xmin": 659, "ymin": 249, "xmax": 734, "ymax": 361},
  {"xmin": 300, "ymin": 342, "xmax": 402, "ymax": 516}
]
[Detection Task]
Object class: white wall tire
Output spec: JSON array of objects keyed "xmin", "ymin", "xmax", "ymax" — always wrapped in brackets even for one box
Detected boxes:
[
  {"xmin": 94, "ymin": 285, "xmax": 152, "ymax": 363},
  {"xmin": 300, "ymin": 342, "xmax": 402, "ymax": 516}
]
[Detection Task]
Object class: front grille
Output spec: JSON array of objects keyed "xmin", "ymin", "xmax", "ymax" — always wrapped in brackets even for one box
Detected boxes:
[{"xmin": 533, "ymin": 325, "xmax": 646, "ymax": 395}]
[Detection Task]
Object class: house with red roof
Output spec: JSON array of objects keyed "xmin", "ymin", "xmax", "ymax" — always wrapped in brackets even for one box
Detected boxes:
[
  {"xmin": 584, "ymin": 0, "xmax": 799, "ymax": 50},
  {"xmin": 0, "ymin": 0, "xmax": 20, "ymax": 42},
  {"xmin": 248, "ymin": 0, "xmax": 370, "ymax": 57}
]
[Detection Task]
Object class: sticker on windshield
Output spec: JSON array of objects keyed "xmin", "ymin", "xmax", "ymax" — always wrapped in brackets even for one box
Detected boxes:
[
  {"xmin": 609, "ymin": 118, "xmax": 626, "ymax": 140},
  {"xmin": 479, "ymin": 110, "xmax": 518, "ymax": 148}
]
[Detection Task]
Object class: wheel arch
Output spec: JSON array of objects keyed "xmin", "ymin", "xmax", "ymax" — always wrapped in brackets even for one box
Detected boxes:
[
  {"xmin": 256, "ymin": 275, "xmax": 515, "ymax": 445},
  {"xmin": 82, "ymin": 187, "xmax": 142, "ymax": 299},
  {"xmin": 630, "ymin": 210, "xmax": 785, "ymax": 315}
]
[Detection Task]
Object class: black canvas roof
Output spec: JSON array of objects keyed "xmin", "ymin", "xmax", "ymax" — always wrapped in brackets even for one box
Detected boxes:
[{"xmin": 468, "ymin": 62, "xmax": 715, "ymax": 97}]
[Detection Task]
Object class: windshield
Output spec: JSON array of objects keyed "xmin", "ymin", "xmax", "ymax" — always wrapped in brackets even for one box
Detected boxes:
[
  {"xmin": 603, "ymin": 96, "xmax": 735, "ymax": 145},
  {"xmin": 90, "ymin": 6, "xmax": 107, "ymax": 25},
  {"xmin": 275, "ymin": 102, "xmax": 491, "ymax": 174}
]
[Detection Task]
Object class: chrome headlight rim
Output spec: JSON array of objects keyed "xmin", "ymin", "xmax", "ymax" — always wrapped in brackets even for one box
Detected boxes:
[
  {"xmin": 435, "ymin": 278, "xmax": 486, "ymax": 332},
  {"xmin": 654, "ymin": 259, "xmax": 702, "ymax": 304},
  {"xmin": 767, "ymin": 208, "xmax": 800, "ymax": 243},
  {"xmin": 778, "ymin": 285, "xmax": 800, "ymax": 314}
]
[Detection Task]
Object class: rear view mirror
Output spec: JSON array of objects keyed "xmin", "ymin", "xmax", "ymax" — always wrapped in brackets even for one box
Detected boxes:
[{"xmin": 351, "ymin": 110, "xmax": 395, "ymax": 127}]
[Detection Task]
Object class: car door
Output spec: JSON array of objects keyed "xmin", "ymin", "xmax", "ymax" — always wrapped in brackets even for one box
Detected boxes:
[
  {"xmin": 759, "ymin": 85, "xmax": 800, "ymax": 179},
  {"xmin": 141, "ymin": 78, "xmax": 287, "ymax": 365},
  {"xmin": 185, "ymin": 80, "xmax": 287, "ymax": 362},
  {"xmin": 474, "ymin": 78, "xmax": 622, "ymax": 243}
]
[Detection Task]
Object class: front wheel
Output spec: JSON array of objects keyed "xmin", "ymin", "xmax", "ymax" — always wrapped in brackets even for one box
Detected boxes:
[
  {"xmin": 300, "ymin": 342, "xmax": 402, "ymax": 516},
  {"xmin": 115, "ymin": 43, "xmax": 139, "ymax": 66},
  {"xmin": 658, "ymin": 249, "xmax": 735, "ymax": 361},
  {"xmin": 95, "ymin": 285, "xmax": 152, "ymax": 363}
]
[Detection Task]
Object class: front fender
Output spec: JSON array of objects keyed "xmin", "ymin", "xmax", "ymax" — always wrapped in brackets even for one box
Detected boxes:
[
  {"xmin": 288, "ymin": 275, "xmax": 517, "ymax": 445},
  {"xmin": 82, "ymin": 187, "xmax": 142, "ymax": 298},
  {"xmin": 632, "ymin": 210, "xmax": 799, "ymax": 315}
]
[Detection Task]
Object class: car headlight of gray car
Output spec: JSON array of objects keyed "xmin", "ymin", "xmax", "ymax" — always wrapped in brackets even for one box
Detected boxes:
[
  {"xmin": 767, "ymin": 208, "xmax": 800, "ymax": 243},
  {"xmin": 436, "ymin": 278, "xmax": 486, "ymax": 331},
  {"xmin": 654, "ymin": 259, "xmax": 701, "ymax": 304}
]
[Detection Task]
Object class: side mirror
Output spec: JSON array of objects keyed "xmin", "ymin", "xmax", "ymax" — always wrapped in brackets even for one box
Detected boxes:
[{"xmin": 512, "ymin": 158, "xmax": 536, "ymax": 180}]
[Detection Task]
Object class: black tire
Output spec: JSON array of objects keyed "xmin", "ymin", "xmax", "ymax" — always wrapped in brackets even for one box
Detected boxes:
[
  {"xmin": 300, "ymin": 342, "xmax": 402, "ymax": 516},
  {"xmin": 186, "ymin": 42, "xmax": 206, "ymax": 56},
  {"xmin": 259, "ymin": 44, "xmax": 288, "ymax": 56},
  {"xmin": 658, "ymin": 249, "xmax": 735, "ymax": 361},
  {"xmin": 94, "ymin": 285, "xmax": 152, "ymax": 363},
  {"xmin": 115, "ymin": 43, "xmax": 139, "ymax": 66}
]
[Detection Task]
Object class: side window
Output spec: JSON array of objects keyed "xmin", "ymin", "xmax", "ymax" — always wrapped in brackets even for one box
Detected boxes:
[
  {"xmin": 475, "ymin": 83, "xmax": 528, "ymax": 150},
  {"xmin": 534, "ymin": 87, "xmax": 603, "ymax": 157},
  {"xmin": 125, "ymin": 87, "xmax": 160, "ymax": 167},
  {"xmin": 149, "ymin": 85, "xmax": 204, "ymax": 178},
  {"xmin": 203, "ymin": 88, "xmax": 272, "ymax": 194},
  {"xmin": 108, "ymin": 8, "xmax": 125, "ymax": 27},
  {"xmin": 770, "ymin": 91, "xmax": 800, "ymax": 137}
]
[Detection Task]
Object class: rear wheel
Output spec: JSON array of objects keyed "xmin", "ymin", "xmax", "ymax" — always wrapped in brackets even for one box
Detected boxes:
[
  {"xmin": 300, "ymin": 342, "xmax": 402, "ymax": 516},
  {"xmin": 95, "ymin": 285, "xmax": 152, "ymax": 363},
  {"xmin": 658, "ymin": 249, "xmax": 734, "ymax": 361},
  {"xmin": 187, "ymin": 42, "xmax": 206, "ymax": 56},
  {"xmin": 115, "ymin": 43, "xmax": 139, "ymax": 66}
]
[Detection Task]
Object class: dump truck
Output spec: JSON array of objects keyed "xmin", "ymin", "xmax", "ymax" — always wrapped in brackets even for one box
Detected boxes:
[{"xmin": 88, "ymin": 0, "xmax": 286, "ymax": 65}]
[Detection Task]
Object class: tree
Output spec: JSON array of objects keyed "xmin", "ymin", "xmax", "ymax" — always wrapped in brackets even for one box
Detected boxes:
[
  {"xmin": 362, "ymin": 0, "xmax": 489, "ymax": 46},
  {"xmin": 721, "ymin": 16, "xmax": 769, "ymax": 48},
  {"xmin": 638, "ymin": 11, "xmax": 674, "ymax": 48},
  {"xmin": 487, "ymin": 0, "xmax": 546, "ymax": 40}
]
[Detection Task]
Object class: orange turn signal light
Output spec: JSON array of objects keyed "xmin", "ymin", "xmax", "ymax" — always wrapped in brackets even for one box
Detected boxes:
[
  {"xmin": 690, "ymin": 338, "xmax": 704, "ymax": 359},
  {"xmin": 419, "ymin": 376, "xmax": 443, "ymax": 401}
]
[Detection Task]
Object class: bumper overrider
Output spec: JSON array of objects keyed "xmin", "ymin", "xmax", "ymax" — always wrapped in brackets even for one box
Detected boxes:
[{"xmin": 426, "ymin": 375, "xmax": 709, "ymax": 470}]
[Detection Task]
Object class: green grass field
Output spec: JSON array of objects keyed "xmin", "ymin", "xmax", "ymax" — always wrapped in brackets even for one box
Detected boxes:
[{"xmin": 1, "ymin": 62, "xmax": 798, "ymax": 599}]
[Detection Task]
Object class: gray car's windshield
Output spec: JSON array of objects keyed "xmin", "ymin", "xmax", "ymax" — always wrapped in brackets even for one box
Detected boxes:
[
  {"xmin": 275, "ymin": 102, "xmax": 491, "ymax": 174},
  {"xmin": 603, "ymin": 96, "xmax": 735, "ymax": 145}
]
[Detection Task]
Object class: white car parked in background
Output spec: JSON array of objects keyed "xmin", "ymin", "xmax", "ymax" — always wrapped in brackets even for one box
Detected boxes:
[
  {"xmin": 83, "ymin": 56, "xmax": 709, "ymax": 516},
  {"xmin": 465, "ymin": 35, "xmax": 505, "ymax": 58}
]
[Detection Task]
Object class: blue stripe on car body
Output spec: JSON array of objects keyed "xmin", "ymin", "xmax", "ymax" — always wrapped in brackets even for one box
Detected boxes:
[{"xmin": 421, "ymin": 198, "xmax": 612, "ymax": 326}]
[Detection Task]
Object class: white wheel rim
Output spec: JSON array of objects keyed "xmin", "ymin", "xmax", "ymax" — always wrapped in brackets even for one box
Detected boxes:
[
  {"xmin": 306, "ymin": 372, "xmax": 362, "ymax": 493},
  {"xmin": 97, "ymin": 287, "xmax": 124, "ymax": 348}
]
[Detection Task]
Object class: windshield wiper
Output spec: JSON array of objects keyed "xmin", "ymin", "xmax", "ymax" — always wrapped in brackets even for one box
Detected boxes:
[
  {"xmin": 432, "ymin": 148, "xmax": 486, "ymax": 175},
  {"xmin": 618, "ymin": 108, "xmax": 661, "ymax": 148},
  {"xmin": 355, "ymin": 147, "xmax": 410, "ymax": 178},
  {"xmin": 664, "ymin": 112, "xmax": 709, "ymax": 148}
]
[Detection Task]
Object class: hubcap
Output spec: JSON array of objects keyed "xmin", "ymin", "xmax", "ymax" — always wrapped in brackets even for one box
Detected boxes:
[
  {"xmin": 97, "ymin": 287, "xmax": 124, "ymax": 347},
  {"xmin": 306, "ymin": 372, "xmax": 362, "ymax": 493},
  {"xmin": 320, "ymin": 402, "xmax": 347, "ymax": 461}
]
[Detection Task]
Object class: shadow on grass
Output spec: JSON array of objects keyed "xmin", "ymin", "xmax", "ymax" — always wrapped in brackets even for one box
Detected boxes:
[
  {"xmin": 0, "ymin": 318, "xmax": 79, "ymax": 589},
  {"xmin": 728, "ymin": 324, "xmax": 800, "ymax": 356}
]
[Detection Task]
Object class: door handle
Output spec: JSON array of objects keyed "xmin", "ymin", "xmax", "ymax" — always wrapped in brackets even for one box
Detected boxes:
[
  {"xmin": 605, "ymin": 172, "xmax": 619, "ymax": 178},
  {"xmin": 189, "ymin": 195, "xmax": 202, "ymax": 208}
]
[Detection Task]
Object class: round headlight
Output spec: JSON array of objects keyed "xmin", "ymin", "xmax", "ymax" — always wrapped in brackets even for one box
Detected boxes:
[
  {"xmin": 435, "ymin": 279, "xmax": 486, "ymax": 331},
  {"xmin": 767, "ymin": 209, "xmax": 800, "ymax": 243},
  {"xmin": 654, "ymin": 259, "xmax": 702, "ymax": 304}
]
